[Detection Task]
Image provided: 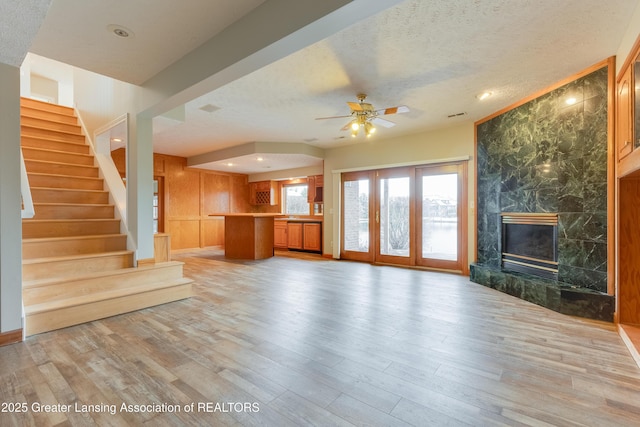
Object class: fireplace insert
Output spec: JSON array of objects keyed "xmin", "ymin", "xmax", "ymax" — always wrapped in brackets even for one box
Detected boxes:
[{"xmin": 501, "ymin": 213, "xmax": 558, "ymax": 279}]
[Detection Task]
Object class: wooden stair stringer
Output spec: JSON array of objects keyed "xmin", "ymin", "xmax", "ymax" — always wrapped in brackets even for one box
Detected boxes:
[{"xmin": 20, "ymin": 98, "xmax": 193, "ymax": 336}]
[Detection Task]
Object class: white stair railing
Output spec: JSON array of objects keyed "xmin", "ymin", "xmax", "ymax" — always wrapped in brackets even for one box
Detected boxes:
[{"xmin": 20, "ymin": 150, "xmax": 35, "ymax": 219}]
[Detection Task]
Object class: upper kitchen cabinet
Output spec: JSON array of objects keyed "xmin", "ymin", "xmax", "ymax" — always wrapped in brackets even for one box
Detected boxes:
[
  {"xmin": 618, "ymin": 48, "xmax": 640, "ymax": 176},
  {"xmin": 307, "ymin": 175, "xmax": 324, "ymax": 204},
  {"xmin": 249, "ymin": 180, "xmax": 279, "ymax": 205}
]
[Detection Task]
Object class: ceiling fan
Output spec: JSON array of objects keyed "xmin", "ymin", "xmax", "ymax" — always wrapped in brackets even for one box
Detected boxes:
[{"xmin": 315, "ymin": 94, "xmax": 409, "ymax": 137}]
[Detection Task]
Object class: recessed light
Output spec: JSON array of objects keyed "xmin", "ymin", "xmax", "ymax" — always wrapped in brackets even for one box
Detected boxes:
[
  {"xmin": 476, "ymin": 91, "xmax": 492, "ymax": 100},
  {"xmin": 199, "ymin": 104, "xmax": 219, "ymax": 113},
  {"xmin": 565, "ymin": 97, "xmax": 577, "ymax": 105},
  {"xmin": 227, "ymin": 162, "xmax": 233, "ymax": 167},
  {"xmin": 107, "ymin": 24, "xmax": 134, "ymax": 38},
  {"xmin": 111, "ymin": 138, "xmax": 122, "ymax": 142},
  {"xmin": 257, "ymin": 157, "xmax": 264, "ymax": 162}
]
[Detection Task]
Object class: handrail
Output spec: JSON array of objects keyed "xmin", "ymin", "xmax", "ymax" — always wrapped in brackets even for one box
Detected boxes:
[{"xmin": 20, "ymin": 150, "xmax": 35, "ymax": 219}]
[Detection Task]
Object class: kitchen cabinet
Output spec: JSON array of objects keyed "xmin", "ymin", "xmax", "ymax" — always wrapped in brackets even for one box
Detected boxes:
[
  {"xmin": 283, "ymin": 220, "xmax": 322, "ymax": 253},
  {"xmin": 249, "ymin": 180, "xmax": 279, "ymax": 205},
  {"xmin": 307, "ymin": 175, "xmax": 324, "ymax": 203},
  {"xmin": 274, "ymin": 221, "xmax": 288, "ymax": 249},
  {"xmin": 618, "ymin": 63, "xmax": 633, "ymax": 160},
  {"xmin": 302, "ymin": 222, "xmax": 322, "ymax": 252}
]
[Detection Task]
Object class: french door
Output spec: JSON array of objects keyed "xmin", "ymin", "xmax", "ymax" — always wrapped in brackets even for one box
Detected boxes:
[{"xmin": 341, "ymin": 162, "xmax": 467, "ymax": 272}]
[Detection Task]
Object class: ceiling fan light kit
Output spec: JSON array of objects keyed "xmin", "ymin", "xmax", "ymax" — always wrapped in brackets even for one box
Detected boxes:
[{"xmin": 315, "ymin": 93, "xmax": 408, "ymax": 139}]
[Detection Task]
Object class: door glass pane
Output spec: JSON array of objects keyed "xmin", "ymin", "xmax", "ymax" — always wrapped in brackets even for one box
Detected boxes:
[
  {"xmin": 343, "ymin": 179, "xmax": 369, "ymax": 252},
  {"xmin": 380, "ymin": 177, "xmax": 410, "ymax": 257},
  {"xmin": 422, "ymin": 174, "xmax": 457, "ymax": 260}
]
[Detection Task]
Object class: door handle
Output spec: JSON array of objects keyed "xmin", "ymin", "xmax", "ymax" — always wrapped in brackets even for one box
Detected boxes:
[{"xmin": 376, "ymin": 211, "xmax": 379, "ymax": 223}]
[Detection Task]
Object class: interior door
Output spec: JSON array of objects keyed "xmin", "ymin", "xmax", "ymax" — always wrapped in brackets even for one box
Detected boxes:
[
  {"xmin": 341, "ymin": 171, "xmax": 374, "ymax": 262},
  {"xmin": 375, "ymin": 167, "xmax": 414, "ymax": 266},
  {"xmin": 416, "ymin": 163, "xmax": 466, "ymax": 271}
]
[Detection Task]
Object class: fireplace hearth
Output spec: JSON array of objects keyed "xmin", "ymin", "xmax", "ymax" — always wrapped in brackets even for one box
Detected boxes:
[{"xmin": 501, "ymin": 213, "xmax": 558, "ymax": 280}]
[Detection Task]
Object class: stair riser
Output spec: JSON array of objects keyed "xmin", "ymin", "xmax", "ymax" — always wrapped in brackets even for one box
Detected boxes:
[
  {"xmin": 24, "ymin": 264, "xmax": 186, "ymax": 304},
  {"xmin": 22, "ymin": 148, "xmax": 94, "ymax": 166},
  {"xmin": 30, "ymin": 188, "xmax": 109, "ymax": 204},
  {"xmin": 25, "ymin": 160, "xmax": 99, "ymax": 178},
  {"xmin": 21, "ymin": 98, "xmax": 75, "ymax": 117},
  {"xmin": 21, "ymin": 106, "xmax": 78, "ymax": 125},
  {"xmin": 23, "ymin": 253, "xmax": 134, "ymax": 281},
  {"xmin": 21, "ymin": 116, "xmax": 83, "ymax": 135},
  {"xmin": 21, "ymin": 137, "xmax": 89, "ymax": 154},
  {"xmin": 33, "ymin": 204, "xmax": 114, "ymax": 219},
  {"xmin": 23, "ymin": 220, "xmax": 120, "ymax": 239},
  {"xmin": 22, "ymin": 126, "xmax": 86, "ymax": 144},
  {"xmin": 25, "ymin": 284, "xmax": 192, "ymax": 336},
  {"xmin": 23, "ymin": 235, "xmax": 127, "ymax": 259},
  {"xmin": 28, "ymin": 174, "xmax": 103, "ymax": 190}
]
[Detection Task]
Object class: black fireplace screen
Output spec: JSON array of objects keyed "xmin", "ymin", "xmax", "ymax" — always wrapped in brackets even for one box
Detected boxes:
[
  {"xmin": 501, "ymin": 213, "xmax": 558, "ymax": 279},
  {"xmin": 503, "ymin": 223, "xmax": 556, "ymax": 261}
]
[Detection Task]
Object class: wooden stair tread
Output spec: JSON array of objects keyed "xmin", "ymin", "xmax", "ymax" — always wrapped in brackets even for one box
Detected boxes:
[
  {"xmin": 23, "ymin": 233, "xmax": 125, "ymax": 243},
  {"xmin": 27, "ymin": 172, "xmax": 103, "ymax": 181},
  {"xmin": 20, "ymin": 122, "xmax": 84, "ymax": 137},
  {"xmin": 24, "ymin": 277, "xmax": 193, "ymax": 315},
  {"xmin": 23, "ymin": 261, "xmax": 185, "ymax": 289},
  {"xmin": 23, "ymin": 217, "xmax": 116, "ymax": 223},
  {"xmin": 30, "ymin": 187, "xmax": 108, "ymax": 194},
  {"xmin": 22, "ymin": 134, "xmax": 87, "ymax": 146},
  {"xmin": 31, "ymin": 202, "xmax": 113, "ymax": 207},
  {"xmin": 22, "ymin": 146, "xmax": 93, "ymax": 158},
  {"xmin": 22, "ymin": 250, "xmax": 133, "ymax": 265},
  {"xmin": 25, "ymin": 158, "xmax": 97, "ymax": 169}
]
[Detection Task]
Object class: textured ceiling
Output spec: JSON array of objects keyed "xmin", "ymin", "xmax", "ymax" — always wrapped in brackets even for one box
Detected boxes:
[
  {"xmin": 0, "ymin": 0, "xmax": 51, "ymax": 66},
  {"xmin": 28, "ymin": 0, "xmax": 266, "ymax": 85},
  {"xmin": 8, "ymin": 0, "xmax": 640, "ymax": 174}
]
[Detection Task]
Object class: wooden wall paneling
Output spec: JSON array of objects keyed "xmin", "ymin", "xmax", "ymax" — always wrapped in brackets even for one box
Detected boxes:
[
  {"xmin": 110, "ymin": 147, "xmax": 126, "ymax": 178},
  {"xmin": 167, "ymin": 162, "xmax": 201, "ymax": 218},
  {"xmin": 230, "ymin": 174, "xmax": 249, "ymax": 213},
  {"xmin": 619, "ymin": 178, "xmax": 640, "ymax": 325},
  {"xmin": 168, "ymin": 220, "xmax": 201, "ymax": 250},
  {"xmin": 202, "ymin": 218, "xmax": 225, "ymax": 247},
  {"xmin": 202, "ymin": 173, "xmax": 231, "ymax": 214}
]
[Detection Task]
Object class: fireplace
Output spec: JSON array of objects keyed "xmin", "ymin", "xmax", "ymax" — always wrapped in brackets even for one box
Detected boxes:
[{"xmin": 501, "ymin": 213, "xmax": 558, "ymax": 279}]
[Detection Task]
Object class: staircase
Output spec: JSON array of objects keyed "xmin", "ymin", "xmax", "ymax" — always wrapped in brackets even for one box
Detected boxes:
[{"xmin": 20, "ymin": 98, "xmax": 192, "ymax": 336}]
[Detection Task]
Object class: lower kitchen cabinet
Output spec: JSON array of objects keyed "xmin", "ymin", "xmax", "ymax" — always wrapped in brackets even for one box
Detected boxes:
[{"xmin": 275, "ymin": 220, "xmax": 322, "ymax": 253}]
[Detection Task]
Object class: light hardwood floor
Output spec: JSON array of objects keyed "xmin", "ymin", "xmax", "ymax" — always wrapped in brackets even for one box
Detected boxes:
[{"xmin": 2, "ymin": 247, "xmax": 640, "ymax": 426}]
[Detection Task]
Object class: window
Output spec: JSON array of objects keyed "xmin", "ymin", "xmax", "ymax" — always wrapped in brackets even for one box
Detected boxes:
[{"xmin": 283, "ymin": 184, "xmax": 309, "ymax": 215}]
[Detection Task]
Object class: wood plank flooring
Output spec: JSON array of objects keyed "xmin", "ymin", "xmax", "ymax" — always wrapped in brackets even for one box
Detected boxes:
[{"xmin": 2, "ymin": 247, "xmax": 640, "ymax": 426}]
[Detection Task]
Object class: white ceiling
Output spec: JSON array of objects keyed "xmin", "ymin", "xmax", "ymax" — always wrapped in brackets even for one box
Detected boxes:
[{"xmin": 5, "ymin": 0, "xmax": 640, "ymax": 174}]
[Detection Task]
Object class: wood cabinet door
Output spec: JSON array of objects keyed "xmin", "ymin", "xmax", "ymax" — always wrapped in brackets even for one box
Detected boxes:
[
  {"xmin": 287, "ymin": 222, "xmax": 303, "ymax": 249},
  {"xmin": 274, "ymin": 223, "xmax": 288, "ymax": 248},
  {"xmin": 303, "ymin": 223, "xmax": 322, "ymax": 251},
  {"xmin": 618, "ymin": 65, "xmax": 634, "ymax": 160}
]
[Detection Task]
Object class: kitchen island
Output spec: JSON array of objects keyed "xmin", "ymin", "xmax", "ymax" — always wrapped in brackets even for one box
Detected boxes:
[{"xmin": 210, "ymin": 213, "xmax": 282, "ymax": 259}]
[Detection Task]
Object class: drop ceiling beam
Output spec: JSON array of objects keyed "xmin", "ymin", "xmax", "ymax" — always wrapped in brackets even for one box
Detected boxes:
[
  {"xmin": 187, "ymin": 141, "xmax": 324, "ymax": 166},
  {"xmin": 140, "ymin": 0, "xmax": 405, "ymax": 118}
]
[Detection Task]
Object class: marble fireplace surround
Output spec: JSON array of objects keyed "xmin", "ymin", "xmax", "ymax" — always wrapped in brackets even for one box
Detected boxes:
[{"xmin": 471, "ymin": 65, "xmax": 613, "ymax": 321}]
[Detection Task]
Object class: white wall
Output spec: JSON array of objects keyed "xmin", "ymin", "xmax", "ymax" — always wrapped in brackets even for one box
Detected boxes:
[
  {"xmin": 322, "ymin": 122, "xmax": 475, "ymax": 262},
  {"xmin": 0, "ymin": 63, "xmax": 23, "ymax": 333}
]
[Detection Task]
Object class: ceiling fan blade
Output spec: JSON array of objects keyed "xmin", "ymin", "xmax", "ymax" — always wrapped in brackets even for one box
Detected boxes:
[
  {"xmin": 376, "ymin": 105, "xmax": 409, "ymax": 115},
  {"xmin": 371, "ymin": 117, "xmax": 396, "ymax": 128},
  {"xmin": 347, "ymin": 101, "xmax": 363, "ymax": 112},
  {"xmin": 315, "ymin": 114, "xmax": 352, "ymax": 120}
]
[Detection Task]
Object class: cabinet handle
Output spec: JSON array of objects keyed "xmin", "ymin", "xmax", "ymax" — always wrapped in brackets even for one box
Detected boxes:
[
  {"xmin": 376, "ymin": 211, "xmax": 379, "ymax": 223},
  {"xmin": 625, "ymin": 140, "xmax": 631, "ymax": 146}
]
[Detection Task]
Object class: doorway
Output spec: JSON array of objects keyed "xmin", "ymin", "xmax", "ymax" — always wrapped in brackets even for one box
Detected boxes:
[{"xmin": 341, "ymin": 162, "xmax": 467, "ymax": 273}]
